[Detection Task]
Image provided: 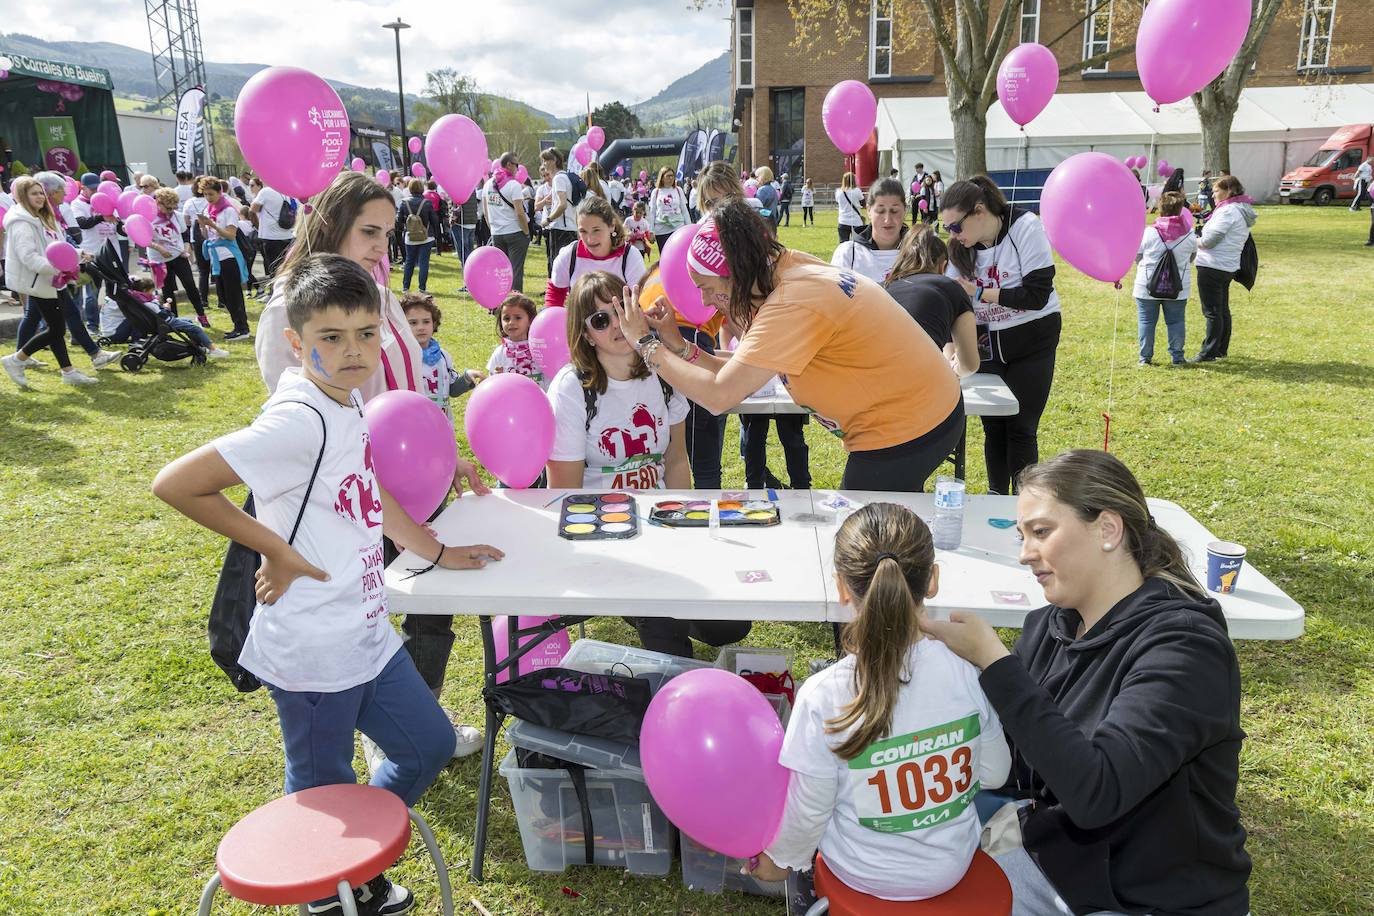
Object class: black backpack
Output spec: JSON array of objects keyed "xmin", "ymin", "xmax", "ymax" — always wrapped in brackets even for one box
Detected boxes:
[
  {"xmin": 1145, "ymin": 231, "xmax": 1186, "ymax": 299},
  {"xmin": 1235, "ymin": 234, "xmax": 1259, "ymax": 291},
  {"xmin": 207, "ymin": 403, "xmax": 326, "ymax": 692},
  {"xmin": 567, "ymin": 244, "xmax": 632, "ymax": 281},
  {"xmin": 277, "ymin": 196, "xmax": 298, "ymax": 231},
  {"xmin": 565, "ymin": 169, "xmax": 588, "ymax": 207}
]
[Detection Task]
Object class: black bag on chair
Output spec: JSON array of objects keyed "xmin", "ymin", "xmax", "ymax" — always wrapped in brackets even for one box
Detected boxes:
[
  {"xmin": 207, "ymin": 403, "xmax": 326, "ymax": 692},
  {"xmin": 482, "ymin": 668, "xmax": 653, "ymax": 744}
]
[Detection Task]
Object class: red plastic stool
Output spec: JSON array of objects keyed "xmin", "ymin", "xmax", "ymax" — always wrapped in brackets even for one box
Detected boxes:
[
  {"xmin": 805, "ymin": 849, "xmax": 1012, "ymax": 916},
  {"xmin": 197, "ymin": 784, "xmax": 454, "ymax": 916}
]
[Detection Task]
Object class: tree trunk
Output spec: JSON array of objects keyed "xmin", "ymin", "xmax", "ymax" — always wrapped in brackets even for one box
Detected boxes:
[
  {"xmin": 1195, "ymin": 88, "xmax": 1238, "ymax": 175},
  {"xmin": 950, "ymin": 102, "xmax": 989, "ymax": 179}
]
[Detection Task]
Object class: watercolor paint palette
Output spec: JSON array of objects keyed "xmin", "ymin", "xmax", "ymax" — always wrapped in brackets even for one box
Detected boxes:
[
  {"xmin": 648, "ymin": 499, "xmax": 781, "ymax": 528},
  {"xmin": 558, "ymin": 493, "xmax": 640, "ymax": 540}
]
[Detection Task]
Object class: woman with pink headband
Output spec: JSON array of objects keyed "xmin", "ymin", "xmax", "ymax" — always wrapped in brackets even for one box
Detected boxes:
[{"xmin": 616, "ymin": 200, "xmax": 964, "ymax": 492}]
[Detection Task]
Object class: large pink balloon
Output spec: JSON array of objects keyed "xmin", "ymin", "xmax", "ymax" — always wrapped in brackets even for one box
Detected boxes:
[
  {"xmin": 641, "ymin": 669, "xmax": 789, "ymax": 858},
  {"xmin": 411, "ymin": 162, "xmax": 427, "ymax": 179},
  {"xmin": 97, "ymin": 180, "xmax": 121, "ymax": 199},
  {"xmin": 408, "ymin": 135, "xmax": 423, "ymax": 155},
  {"xmin": 659, "ymin": 223, "xmax": 716, "ymax": 326},
  {"xmin": 426, "ymin": 113, "xmax": 488, "ymax": 205},
  {"xmin": 491, "ymin": 616, "xmax": 570, "ymax": 684},
  {"xmin": 45, "ymin": 240, "xmax": 79, "ymax": 273},
  {"xmin": 132, "ymin": 194, "xmax": 159, "ymax": 221},
  {"xmin": 1041, "ymin": 152, "xmax": 1146, "ymax": 285},
  {"xmin": 463, "ymin": 373, "xmax": 554, "ymax": 489},
  {"xmin": 64, "ymin": 177, "xmax": 80, "ymax": 199},
  {"xmin": 235, "ymin": 66, "xmax": 349, "ymax": 200},
  {"xmin": 375, "ymin": 169, "xmax": 391, "ymax": 187},
  {"xmin": 116, "ymin": 190, "xmax": 139, "ymax": 219},
  {"xmin": 464, "ymin": 246, "xmax": 514, "ymax": 310},
  {"xmin": 997, "ymin": 43, "xmax": 1059, "ymax": 127},
  {"xmin": 123, "ymin": 214, "xmax": 153, "ymax": 247},
  {"xmin": 1138, "ymin": 0, "xmax": 1250, "ymax": 106},
  {"xmin": 351, "ymin": 156, "xmax": 366, "ymax": 172},
  {"xmin": 90, "ymin": 192, "xmax": 116, "ymax": 217},
  {"xmin": 1158, "ymin": 160, "xmax": 1173, "ymax": 178},
  {"xmin": 528, "ymin": 306, "xmax": 570, "ymax": 378},
  {"xmin": 363, "ymin": 389, "xmax": 458, "ymax": 523},
  {"xmin": 587, "ymin": 125, "xmax": 605, "ymax": 151},
  {"xmin": 571, "ymin": 141, "xmax": 592, "ymax": 168},
  {"xmin": 822, "ymin": 80, "xmax": 877, "ymax": 155}
]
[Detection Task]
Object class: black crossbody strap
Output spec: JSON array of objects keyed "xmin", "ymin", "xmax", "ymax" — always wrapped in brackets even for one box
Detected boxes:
[{"xmin": 283, "ymin": 402, "xmax": 327, "ymax": 546}]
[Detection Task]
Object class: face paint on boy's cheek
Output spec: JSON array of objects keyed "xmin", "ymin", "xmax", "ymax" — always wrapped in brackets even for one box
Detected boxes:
[{"xmin": 310, "ymin": 346, "xmax": 331, "ymax": 378}]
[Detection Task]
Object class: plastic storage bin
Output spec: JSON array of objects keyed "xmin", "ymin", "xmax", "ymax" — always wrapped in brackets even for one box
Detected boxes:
[
  {"xmin": 715, "ymin": 645, "xmax": 794, "ymax": 727},
  {"xmin": 499, "ymin": 749, "xmax": 675, "ymax": 875},
  {"xmin": 561, "ymin": 638, "xmax": 712, "ymax": 680},
  {"xmin": 680, "ymin": 833, "xmax": 786, "ymax": 897}
]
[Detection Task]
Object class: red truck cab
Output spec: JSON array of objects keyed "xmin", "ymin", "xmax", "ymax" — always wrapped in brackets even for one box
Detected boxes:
[{"xmin": 1279, "ymin": 124, "xmax": 1373, "ymax": 204}]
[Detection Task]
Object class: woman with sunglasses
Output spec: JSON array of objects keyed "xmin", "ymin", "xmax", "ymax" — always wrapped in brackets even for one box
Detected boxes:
[
  {"xmin": 547, "ymin": 270, "xmax": 752, "ymax": 658},
  {"xmin": 941, "ymin": 175, "xmax": 1061, "ymax": 495},
  {"xmin": 615, "ymin": 200, "xmax": 964, "ymax": 493}
]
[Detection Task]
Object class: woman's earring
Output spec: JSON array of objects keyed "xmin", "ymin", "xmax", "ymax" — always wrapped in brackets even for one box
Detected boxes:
[{"xmin": 1102, "ymin": 542, "xmax": 1115, "ymax": 552}]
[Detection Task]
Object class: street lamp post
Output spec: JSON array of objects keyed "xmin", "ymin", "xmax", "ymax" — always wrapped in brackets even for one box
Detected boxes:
[{"xmin": 383, "ymin": 18, "xmax": 411, "ymax": 171}]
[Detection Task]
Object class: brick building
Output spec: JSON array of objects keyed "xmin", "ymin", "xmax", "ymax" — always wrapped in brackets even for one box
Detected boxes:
[{"xmin": 732, "ymin": 0, "xmax": 1374, "ymax": 183}]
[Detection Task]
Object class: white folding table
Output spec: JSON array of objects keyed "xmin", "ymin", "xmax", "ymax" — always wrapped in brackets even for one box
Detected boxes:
[{"xmin": 386, "ymin": 487, "xmax": 1303, "ymax": 880}]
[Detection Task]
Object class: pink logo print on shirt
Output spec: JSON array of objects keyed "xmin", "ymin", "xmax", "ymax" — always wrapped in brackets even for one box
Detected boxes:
[
  {"xmin": 597, "ymin": 403, "xmax": 660, "ymax": 460},
  {"xmin": 333, "ymin": 435, "xmax": 384, "ymax": 528},
  {"xmin": 424, "ymin": 372, "xmax": 439, "ymax": 396}
]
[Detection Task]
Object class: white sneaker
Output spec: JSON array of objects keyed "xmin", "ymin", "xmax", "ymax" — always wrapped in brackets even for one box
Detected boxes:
[
  {"xmin": 61, "ymin": 369, "xmax": 99, "ymax": 386},
  {"xmin": 2, "ymin": 353, "xmax": 29, "ymax": 388},
  {"xmin": 362, "ymin": 733, "xmax": 387, "ymax": 778},
  {"xmin": 207, "ymin": 347, "xmax": 230, "ymax": 359},
  {"xmin": 91, "ymin": 349, "xmax": 121, "ymax": 369},
  {"xmin": 19, "ymin": 356, "xmax": 45, "ymax": 369},
  {"xmin": 452, "ymin": 722, "xmax": 483, "ymax": 759}
]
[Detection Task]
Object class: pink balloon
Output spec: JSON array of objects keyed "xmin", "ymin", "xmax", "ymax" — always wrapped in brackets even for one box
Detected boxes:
[
  {"xmin": 464, "ymin": 246, "xmax": 514, "ymax": 310},
  {"xmin": 116, "ymin": 189, "xmax": 139, "ymax": 219},
  {"xmin": 528, "ymin": 306, "xmax": 570, "ymax": 378},
  {"xmin": 1124, "ymin": 155, "xmax": 1137, "ymax": 168},
  {"xmin": 98, "ymin": 180, "xmax": 121, "ymax": 199},
  {"xmin": 375, "ymin": 169, "xmax": 391, "ymax": 187},
  {"xmin": 641, "ymin": 669, "xmax": 789, "ymax": 858},
  {"xmin": 408, "ymin": 135, "xmax": 423, "ymax": 155},
  {"xmin": 45, "ymin": 240, "xmax": 79, "ymax": 273},
  {"xmin": 351, "ymin": 156, "xmax": 366, "ymax": 171},
  {"xmin": 587, "ymin": 125, "xmax": 605, "ymax": 151},
  {"xmin": 918, "ymin": 198, "xmax": 929, "ymax": 212},
  {"xmin": 491, "ymin": 615, "xmax": 570, "ymax": 684},
  {"xmin": 132, "ymin": 194, "xmax": 159, "ymax": 221},
  {"xmin": 514, "ymin": 165, "xmax": 529, "ymax": 184},
  {"xmin": 64, "ymin": 178, "xmax": 79, "ymax": 199},
  {"xmin": 659, "ymin": 223, "xmax": 716, "ymax": 326},
  {"xmin": 362, "ymin": 389, "xmax": 458, "ymax": 523},
  {"xmin": 639, "ymin": 170, "xmax": 648, "ymax": 181},
  {"xmin": 90, "ymin": 192, "xmax": 116, "ymax": 217},
  {"xmin": 463, "ymin": 373, "xmax": 554, "ymax": 489},
  {"xmin": 490, "ymin": 158, "xmax": 502, "ymax": 173},
  {"xmin": 1041, "ymin": 152, "xmax": 1146, "ymax": 285},
  {"xmin": 997, "ymin": 43, "xmax": 1059, "ymax": 127},
  {"xmin": 822, "ymin": 80, "xmax": 878, "ymax": 155},
  {"xmin": 1158, "ymin": 160, "xmax": 1173, "ymax": 178},
  {"xmin": 124, "ymin": 214, "xmax": 153, "ymax": 247},
  {"xmin": 99, "ymin": 170, "xmax": 117, "ymax": 182},
  {"xmin": 235, "ymin": 66, "xmax": 349, "ymax": 200},
  {"xmin": 411, "ymin": 162, "xmax": 427, "ymax": 178},
  {"xmin": 1137, "ymin": 0, "xmax": 1250, "ymax": 106},
  {"xmin": 615, "ymin": 167, "xmax": 624, "ymax": 177},
  {"xmin": 744, "ymin": 183, "xmax": 757, "ymax": 199},
  {"xmin": 426, "ymin": 113, "xmax": 488, "ymax": 205},
  {"xmin": 571, "ymin": 141, "xmax": 592, "ymax": 168}
]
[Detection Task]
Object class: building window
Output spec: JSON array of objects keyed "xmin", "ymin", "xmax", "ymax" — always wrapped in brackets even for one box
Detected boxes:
[
  {"xmin": 1298, "ymin": 0, "xmax": 1336, "ymax": 70},
  {"xmin": 870, "ymin": 0, "xmax": 893, "ymax": 79},
  {"xmin": 1021, "ymin": 0, "xmax": 1040, "ymax": 45},
  {"xmin": 737, "ymin": 6, "xmax": 754, "ymax": 89},
  {"xmin": 771, "ymin": 88, "xmax": 806, "ymax": 177},
  {"xmin": 1082, "ymin": 0, "xmax": 1112, "ymax": 73}
]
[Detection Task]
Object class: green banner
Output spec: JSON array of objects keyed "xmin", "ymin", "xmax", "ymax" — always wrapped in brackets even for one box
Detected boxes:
[
  {"xmin": 1, "ymin": 53, "xmax": 112, "ymax": 90},
  {"xmin": 34, "ymin": 116, "xmax": 82, "ymax": 176},
  {"xmin": 848, "ymin": 713, "xmax": 982, "ymax": 770}
]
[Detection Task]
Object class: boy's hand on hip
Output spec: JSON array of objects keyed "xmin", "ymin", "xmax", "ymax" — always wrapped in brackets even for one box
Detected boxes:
[{"xmin": 256, "ymin": 547, "xmax": 329, "ymax": 605}]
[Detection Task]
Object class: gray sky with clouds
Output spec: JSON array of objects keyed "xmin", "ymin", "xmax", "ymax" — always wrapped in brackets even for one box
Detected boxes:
[{"xmin": 13, "ymin": 0, "xmax": 730, "ymax": 117}]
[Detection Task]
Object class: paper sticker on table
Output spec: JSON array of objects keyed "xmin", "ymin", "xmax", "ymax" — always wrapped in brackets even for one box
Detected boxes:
[
  {"xmin": 722, "ymin": 490, "xmax": 747, "ymax": 501},
  {"xmin": 736, "ymin": 570, "xmax": 773, "ymax": 584},
  {"xmin": 991, "ymin": 591, "xmax": 1031, "ymax": 606}
]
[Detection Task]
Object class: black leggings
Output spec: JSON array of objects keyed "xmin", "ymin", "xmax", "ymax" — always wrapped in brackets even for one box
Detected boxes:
[
  {"xmin": 630, "ymin": 617, "xmax": 753, "ymax": 659},
  {"xmin": 679, "ymin": 326, "xmax": 726, "ymax": 489},
  {"xmin": 214, "ymin": 262, "xmax": 250, "ymax": 335},
  {"xmin": 160, "ymin": 256, "xmax": 205, "ymax": 316},
  {"xmin": 980, "ymin": 314, "xmax": 1062, "ymax": 494},
  {"xmin": 838, "ymin": 224, "xmax": 858, "ymax": 243},
  {"xmin": 17, "ymin": 290, "xmax": 73, "ymax": 368},
  {"xmin": 840, "ymin": 401, "xmax": 965, "ymax": 493},
  {"xmin": 1195, "ymin": 265, "xmax": 1233, "ymax": 360},
  {"xmin": 741, "ymin": 415, "xmax": 811, "ymax": 489},
  {"xmin": 803, "ymin": 206, "xmax": 814, "ymax": 225},
  {"xmin": 192, "ymin": 231, "xmax": 213, "ymax": 307}
]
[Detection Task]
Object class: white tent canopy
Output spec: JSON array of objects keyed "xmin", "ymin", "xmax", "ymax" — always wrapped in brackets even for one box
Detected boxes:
[{"xmin": 877, "ymin": 83, "xmax": 1374, "ymax": 200}]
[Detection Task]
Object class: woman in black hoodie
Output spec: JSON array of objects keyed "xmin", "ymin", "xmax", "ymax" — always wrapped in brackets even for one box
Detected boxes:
[{"xmin": 923, "ymin": 449, "xmax": 1251, "ymax": 916}]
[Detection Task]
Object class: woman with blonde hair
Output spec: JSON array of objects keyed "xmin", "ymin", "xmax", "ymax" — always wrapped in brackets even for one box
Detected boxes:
[{"xmin": 835, "ymin": 171, "xmax": 866, "ymax": 243}]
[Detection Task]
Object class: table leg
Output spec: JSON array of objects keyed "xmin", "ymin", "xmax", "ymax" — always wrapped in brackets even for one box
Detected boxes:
[{"xmin": 471, "ymin": 615, "xmax": 499, "ymax": 883}]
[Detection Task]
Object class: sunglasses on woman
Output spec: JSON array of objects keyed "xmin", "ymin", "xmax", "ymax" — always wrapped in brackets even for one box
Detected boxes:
[
  {"xmin": 584, "ymin": 309, "xmax": 616, "ymax": 332},
  {"xmin": 945, "ymin": 204, "xmax": 979, "ymax": 236}
]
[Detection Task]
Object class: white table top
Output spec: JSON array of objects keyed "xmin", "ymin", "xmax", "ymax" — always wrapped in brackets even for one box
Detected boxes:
[
  {"xmin": 730, "ymin": 372, "xmax": 1019, "ymax": 418},
  {"xmin": 387, "ymin": 490, "xmax": 1304, "ymax": 640}
]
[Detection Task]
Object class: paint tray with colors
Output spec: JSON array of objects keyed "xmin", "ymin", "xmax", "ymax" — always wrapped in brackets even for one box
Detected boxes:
[
  {"xmin": 558, "ymin": 493, "xmax": 640, "ymax": 540},
  {"xmin": 648, "ymin": 499, "xmax": 781, "ymax": 528}
]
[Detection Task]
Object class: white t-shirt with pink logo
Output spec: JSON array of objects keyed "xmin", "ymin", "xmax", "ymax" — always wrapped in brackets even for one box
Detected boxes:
[
  {"xmin": 214, "ymin": 369, "xmax": 401, "ymax": 692},
  {"xmin": 547, "ymin": 363, "xmax": 689, "ymax": 490}
]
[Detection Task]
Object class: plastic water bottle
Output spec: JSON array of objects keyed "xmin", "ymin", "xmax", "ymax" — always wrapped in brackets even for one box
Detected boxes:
[{"xmin": 932, "ymin": 476, "xmax": 966, "ymax": 550}]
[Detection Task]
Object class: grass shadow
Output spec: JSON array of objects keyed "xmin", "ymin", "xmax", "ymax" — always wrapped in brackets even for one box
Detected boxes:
[{"xmin": 1201, "ymin": 356, "xmax": 1374, "ymax": 389}]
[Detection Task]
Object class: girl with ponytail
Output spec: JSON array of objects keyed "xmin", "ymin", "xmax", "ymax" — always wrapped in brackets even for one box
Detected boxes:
[
  {"xmin": 747, "ymin": 503, "xmax": 1010, "ymax": 904},
  {"xmin": 922, "ymin": 449, "xmax": 1251, "ymax": 916}
]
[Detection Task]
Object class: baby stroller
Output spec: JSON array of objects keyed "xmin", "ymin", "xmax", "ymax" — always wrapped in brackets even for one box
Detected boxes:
[{"xmin": 83, "ymin": 241, "xmax": 208, "ymax": 372}]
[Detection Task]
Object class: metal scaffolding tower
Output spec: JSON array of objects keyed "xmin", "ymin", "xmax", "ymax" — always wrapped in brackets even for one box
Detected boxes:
[{"xmin": 145, "ymin": 0, "xmax": 212, "ymax": 163}]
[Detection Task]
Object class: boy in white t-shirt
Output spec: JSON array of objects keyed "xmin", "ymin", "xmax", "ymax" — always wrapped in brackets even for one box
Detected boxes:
[
  {"xmin": 747, "ymin": 503, "xmax": 1010, "ymax": 908},
  {"xmin": 153, "ymin": 254, "xmax": 504, "ymax": 916}
]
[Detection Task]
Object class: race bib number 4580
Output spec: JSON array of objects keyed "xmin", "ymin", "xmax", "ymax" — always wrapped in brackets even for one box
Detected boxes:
[{"xmin": 848, "ymin": 713, "xmax": 981, "ymax": 834}]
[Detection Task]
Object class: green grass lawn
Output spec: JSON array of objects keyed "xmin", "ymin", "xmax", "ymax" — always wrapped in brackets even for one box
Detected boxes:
[{"xmin": 1, "ymin": 206, "xmax": 1371, "ymax": 915}]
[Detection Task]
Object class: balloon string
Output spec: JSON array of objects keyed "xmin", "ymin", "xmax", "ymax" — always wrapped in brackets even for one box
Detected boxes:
[{"xmin": 1103, "ymin": 282, "xmax": 1122, "ymax": 452}]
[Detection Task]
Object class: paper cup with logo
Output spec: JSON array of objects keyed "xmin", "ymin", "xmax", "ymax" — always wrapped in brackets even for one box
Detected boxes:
[{"xmin": 1206, "ymin": 541, "xmax": 1247, "ymax": 593}]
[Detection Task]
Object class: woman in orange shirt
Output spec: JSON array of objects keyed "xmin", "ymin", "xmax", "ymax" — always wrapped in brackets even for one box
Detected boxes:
[{"xmin": 616, "ymin": 200, "xmax": 964, "ymax": 492}]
